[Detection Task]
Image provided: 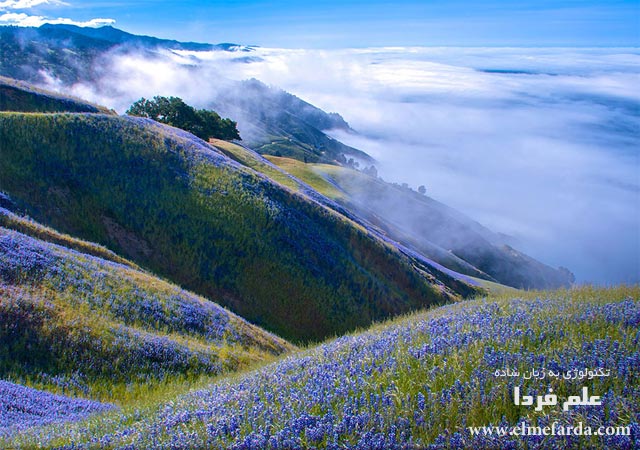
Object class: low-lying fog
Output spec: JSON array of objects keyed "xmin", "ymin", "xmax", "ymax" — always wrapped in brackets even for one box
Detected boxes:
[{"xmin": 58, "ymin": 46, "xmax": 640, "ymax": 284}]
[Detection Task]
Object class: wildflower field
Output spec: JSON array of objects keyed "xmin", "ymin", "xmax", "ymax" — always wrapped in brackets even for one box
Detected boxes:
[
  {"xmin": 3, "ymin": 286, "xmax": 637, "ymax": 449},
  {"xmin": 0, "ymin": 78, "xmax": 637, "ymax": 450},
  {"xmin": 0, "ymin": 225, "xmax": 291, "ymax": 403}
]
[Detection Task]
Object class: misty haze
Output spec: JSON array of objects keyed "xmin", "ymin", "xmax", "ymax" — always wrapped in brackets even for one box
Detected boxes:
[{"xmin": 57, "ymin": 46, "xmax": 640, "ymax": 285}]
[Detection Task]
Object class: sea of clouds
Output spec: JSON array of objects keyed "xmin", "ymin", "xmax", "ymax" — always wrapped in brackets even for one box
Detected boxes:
[{"xmin": 59, "ymin": 46, "xmax": 640, "ymax": 284}]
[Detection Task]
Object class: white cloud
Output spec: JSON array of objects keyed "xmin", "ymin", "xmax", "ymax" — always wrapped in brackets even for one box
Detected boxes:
[
  {"xmin": 0, "ymin": 12, "xmax": 114, "ymax": 27},
  {"xmin": 0, "ymin": 0, "xmax": 67, "ymax": 9},
  {"xmin": 0, "ymin": 0, "xmax": 114, "ymax": 28}
]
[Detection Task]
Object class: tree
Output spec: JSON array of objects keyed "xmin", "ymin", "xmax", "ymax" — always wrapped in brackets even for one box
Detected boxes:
[
  {"xmin": 418, "ymin": 185, "xmax": 426, "ymax": 195},
  {"xmin": 363, "ymin": 165, "xmax": 378, "ymax": 178},
  {"xmin": 126, "ymin": 96, "xmax": 240, "ymax": 141}
]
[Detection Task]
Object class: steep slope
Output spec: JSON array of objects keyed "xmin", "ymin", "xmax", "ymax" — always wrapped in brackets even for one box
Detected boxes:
[
  {"xmin": 8, "ymin": 286, "xmax": 638, "ymax": 448},
  {"xmin": 0, "ymin": 110, "xmax": 462, "ymax": 342},
  {"xmin": 210, "ymin": 79, "xmax": 371, "ymax": 164},
  {"xmin": 0, "ymin": 225, "xmax": 291, "ymax": 402},
  {"xmin": 0, "ymin": 77, "xmax": 114, "ymax": 114},
  {"xmin": 264, "ymin": 156, "xmax": 575, "ymax": 290},
  {"xmin": 208, "ymin": 139, "xmax": 483, "ymax": 298}
]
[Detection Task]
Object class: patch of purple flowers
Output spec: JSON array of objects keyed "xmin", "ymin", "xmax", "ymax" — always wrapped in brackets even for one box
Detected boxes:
[
  {"xmin": 0, "ymin": 380, "xmax": 114, "ymax": 438},
  {"xmin": 31, "ymin": 291, "xmax": 634, "ymax": 449}
]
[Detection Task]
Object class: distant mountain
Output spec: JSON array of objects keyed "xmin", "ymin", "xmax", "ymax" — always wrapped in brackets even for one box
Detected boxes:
[
  {"xmin": 37, "ymin": 24, "xmax": 226, "ymax": 51},
  {"xmin": 0, "ymin": 24, "xmax": 363, "ymax": 164},
  {"xmin": 0, "ymin": 24, "xmax": 241, "ymax": 85}
]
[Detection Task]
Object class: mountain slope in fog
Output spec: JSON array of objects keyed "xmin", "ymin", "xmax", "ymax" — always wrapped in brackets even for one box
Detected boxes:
[
  {"xmin": 0, "ymin": 24, "xmax": 366, "ymax": 165},
  {"xmin": 0, "ymin": 24, "xmax": 240, "ymax": 85},
  {"xmin": 0, "ymin": 80, "xmax": 466, "ymax": 343},
  {"xmin": 210, "ymin": 79, "xmax": 372, "ymax": 164},
  {"xmin": 263, "ymin": 156, "xmax": 575, "ymax": 289}
]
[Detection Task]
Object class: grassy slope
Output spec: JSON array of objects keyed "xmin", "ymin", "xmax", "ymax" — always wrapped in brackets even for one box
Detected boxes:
[
  {"xmin": 0, "ymin": 226, "xmax": 291, "ymax": 404},
  {"xmin": 0, "ymin": 206, "xmax": 138, "ymax": 269},
  {"xmin": 211, "ymin": 141, "xmax": 483, "ymax": 300},
  {"xmin": 0, "ymin": 112, "xmax": 459, "ymax": 343},
  {"xmin": 208, "ymin": 139, "xmax": 304, "ymax": 193},
  {"xmin": 8, "ymin": 285, "xmax": 638, "ymax": 449},
  {"xmin": 264, "ymin": 156, "xmax": 496, "ymax": 279},
  {"xmin": 264, "ymin": 155, "xmax": 347, "ymax": 200},
  {"xmin": 209, "ymin": 140, "xmax": 347, "ymax": 201},
  {"xmin": 265, "ymin": 156, "xmax": 574, "ymax": 290},
  {"xmin": 0, "ymin": 76, "xmax": 114, "ymax": 114}
]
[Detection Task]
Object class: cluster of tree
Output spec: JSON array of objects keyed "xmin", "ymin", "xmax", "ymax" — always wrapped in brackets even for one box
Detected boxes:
[
  {"xmin": 126, "ymin": 96, "xmax": 240, "ymax": 141},
  {"xmin": 362, "ymin": 165, "xmax": 378, "ymax": 178},
  {"xmin": 391, "ymin": 181, "xmax": 427, "ymax": 195}
]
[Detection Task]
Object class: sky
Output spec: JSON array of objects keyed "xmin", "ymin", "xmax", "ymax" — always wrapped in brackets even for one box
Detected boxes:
[{"xmin": 0, "ymin": 0, "xmax": 638, "ymax": 47}]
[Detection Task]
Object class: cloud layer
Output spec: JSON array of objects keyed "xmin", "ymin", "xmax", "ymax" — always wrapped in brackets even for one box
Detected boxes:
[
  {"xmin": 233, "ymin": 47, "xmax": 639, "ymax": 285},
  {"xmin": 0, "ymin": 12, "xmax": 113, "ymax": 26},
  {"xmin": 0, "ymin": 0, "xmax": 114, "ymax": 28},
  {"xmin": 48, "ymin": 46, "xmax": 640, "ymax": 284}
]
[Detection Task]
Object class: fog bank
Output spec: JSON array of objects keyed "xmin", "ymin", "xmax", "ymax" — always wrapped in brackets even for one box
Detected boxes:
[{"xmin": 52, "ymin": 46, "xmax": 640, "ymax": 284}]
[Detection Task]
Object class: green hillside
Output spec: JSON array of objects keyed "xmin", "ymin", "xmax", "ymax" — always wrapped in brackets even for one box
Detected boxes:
[
  {"xmin": 0, "ymin": 225, "xmax": 291, "ymax": 404},
  {"xmin": 0, "ymin": 77, "xmax": 114, "ymax": 114},
  {"xmin": 0, "ymin": 110, "xmax": 464, "ymax": 343}
]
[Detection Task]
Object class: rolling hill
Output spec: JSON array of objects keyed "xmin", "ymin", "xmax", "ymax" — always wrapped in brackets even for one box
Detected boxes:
[
  {"xmin": 205, "ymin": 138, "xmax": 574, "ymax": 290},
  {"xmin": 5, "ymin": 285, "xmax": 638, "ymax": 448},
  {"xmin": 262, "ymin": 156, "xmax": 575, "ymax": 289},
  {"xmin": 0, "ymin": 209, "xmax": 291, "ymax": 402},
  {"xmin": 0, "ymin": 81, "xmax": 472, "ymax": 344},
  {"xmin": 0, "ymin": 28, "xmax": 633, "ymax": 449},
  {"xmin": 0, "ymin": 25, "xmax": 577, "ymax": 288}
]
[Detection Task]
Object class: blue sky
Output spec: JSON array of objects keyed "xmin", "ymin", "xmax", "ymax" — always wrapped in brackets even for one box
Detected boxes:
[{"xmin": 0, "ymin": 0, "xmax": 638, "ymax": 47}]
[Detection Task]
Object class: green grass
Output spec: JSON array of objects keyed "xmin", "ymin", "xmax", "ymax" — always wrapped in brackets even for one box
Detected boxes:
[
  {"xmin": 0, "ymin": 112, "xmax": 461, "ymax": 343},
  {"xmin": 0, "ymin": 206, "xmax": 139, "ymax": 269},
  {"xmin": 209, "ymin": 139, "xmax": 303, "ymax": 192},
  {"xmin": 264, "ymin": 155, "xmax": 347, "ymax": 200}
]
